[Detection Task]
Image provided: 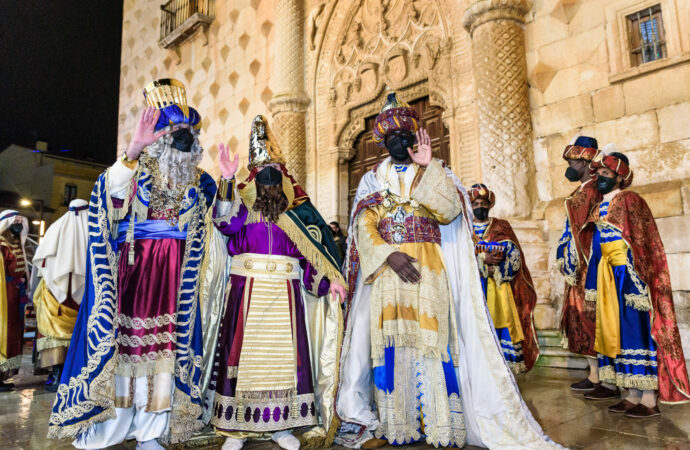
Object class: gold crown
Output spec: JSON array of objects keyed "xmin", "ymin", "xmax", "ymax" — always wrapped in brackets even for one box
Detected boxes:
[{"xmin": 143, "ymin": 78, "xmax": 190, "ymax": 117}]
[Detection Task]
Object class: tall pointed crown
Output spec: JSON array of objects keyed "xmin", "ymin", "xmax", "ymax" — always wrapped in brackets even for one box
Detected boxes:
[
  {"xmin": 248, "ymin": 115, "xmax": 287, "ymax": 169},
  {"xmin": 372, "ymin": 91, "xmax": 419, "ymax": 147}
]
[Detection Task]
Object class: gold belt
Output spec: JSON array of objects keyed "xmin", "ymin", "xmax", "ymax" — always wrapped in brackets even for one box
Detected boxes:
[{"xmin": 230, "ymin": 253, "xmax": 300, "ymax": 280}]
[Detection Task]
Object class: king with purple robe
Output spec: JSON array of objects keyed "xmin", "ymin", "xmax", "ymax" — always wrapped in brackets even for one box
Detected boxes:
[{"xmin": 204, "ymin": 116, "xmax": 346, "ymax": 450}]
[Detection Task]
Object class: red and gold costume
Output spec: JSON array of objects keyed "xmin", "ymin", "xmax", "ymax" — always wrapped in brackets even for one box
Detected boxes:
[{"xmin": 557, "ymin": 143, "xmax": 601, "ymax": 356}]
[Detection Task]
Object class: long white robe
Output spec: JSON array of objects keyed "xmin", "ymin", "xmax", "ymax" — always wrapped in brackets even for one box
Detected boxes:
[{"xmin": 336, "ymin": 157, "xmax": 562, "ymax": 449}]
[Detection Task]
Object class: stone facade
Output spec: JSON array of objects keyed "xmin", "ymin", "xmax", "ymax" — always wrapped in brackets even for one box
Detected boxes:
[{"xmin": 117, "ymin": 0, "xmax": 690, "ymax": 366}]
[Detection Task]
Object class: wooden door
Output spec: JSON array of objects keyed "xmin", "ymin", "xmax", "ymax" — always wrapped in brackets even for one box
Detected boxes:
[{"xmin": 347, "ymin": 96, "xmax": 450, "ymax": 210}]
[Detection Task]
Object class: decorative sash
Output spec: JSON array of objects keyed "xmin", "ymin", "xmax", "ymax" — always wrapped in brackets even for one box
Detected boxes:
[{"xmin": 377, "ymin": 216, "xmax": 441, "ymax": 245}]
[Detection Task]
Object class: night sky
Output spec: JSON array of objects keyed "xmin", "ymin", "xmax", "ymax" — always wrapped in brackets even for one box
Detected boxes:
[{"xmin": 0, "ymin": 1, "xmax": 123, "ymax": 164}]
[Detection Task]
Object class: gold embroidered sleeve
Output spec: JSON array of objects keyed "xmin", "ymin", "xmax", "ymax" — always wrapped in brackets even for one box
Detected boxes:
[
  {"xmin": 357, "ymin": 207, "xmax": 396, "ymax": 283},
  {"xmin": 410, "ymin": 158, "xmax": 463, "ymax": 224}
]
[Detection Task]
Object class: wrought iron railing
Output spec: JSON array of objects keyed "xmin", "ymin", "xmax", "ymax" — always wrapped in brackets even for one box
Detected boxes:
[{"xmin": 159, "ymin": 0, "xmax": 215, "ymax": 47}]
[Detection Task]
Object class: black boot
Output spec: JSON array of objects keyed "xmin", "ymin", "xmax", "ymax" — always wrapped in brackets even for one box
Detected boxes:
[
  {"xmin": 45, "ymin": 365, "xmax": 62, "ymax": 392},
  {"xmin": 0, "ymin": 381, "xmax": 14, "ymax": 392}
]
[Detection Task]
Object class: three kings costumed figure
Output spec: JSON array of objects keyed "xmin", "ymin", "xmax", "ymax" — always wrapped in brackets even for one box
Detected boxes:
[
  {"xmin": 48, "ymin": 79, "xmax": 216, "ymax": 449},
  {"xmin": 203, "ymin": 115, "xmax": 346, "ymax": 450},
  {"xmin": 335, "ymin": 93, "xmax": 561, "ymax": 449},
  {"xmin": 556, "ymin": 136, "xmax": 602, "ymax": 391},
  {"xmin": 32, "ymin": 198, "xmax": 89, "ymax": 391},
  {"xmin": 581, "ymin": 149, "xmax": 690, "ymax": 416},
  {"xmin": 469, "ymin": 183, "xmax": 539, "ymax": 374},
  {"xmin": 0, "ymin": 210, "xmax": 29, "ymax": 392}
]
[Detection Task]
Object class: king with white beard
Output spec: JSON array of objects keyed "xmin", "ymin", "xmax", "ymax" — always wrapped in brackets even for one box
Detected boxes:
[{"xmin": 48, "ymin": 79, "xmax": 217, "ymax": 449}]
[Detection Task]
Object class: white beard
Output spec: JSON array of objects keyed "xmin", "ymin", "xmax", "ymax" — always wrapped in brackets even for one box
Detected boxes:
[{"xmin": 147, "ymin": 131, "xmax": 203, "ymax": 186}]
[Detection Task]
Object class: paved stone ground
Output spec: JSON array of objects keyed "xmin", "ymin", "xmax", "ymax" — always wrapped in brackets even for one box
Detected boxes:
[{"xmin": 2, "ymin": 346, "xmax": 689, "ymax": 449}]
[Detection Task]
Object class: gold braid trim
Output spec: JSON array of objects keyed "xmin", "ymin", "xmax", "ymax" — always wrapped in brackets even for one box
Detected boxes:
[
  {"xmin": 275, "ymin": 215, "xmax": 345, "ymax": 287},
  {"xmin": 0, "ymin": 355, "xmax": 23, "ymax": 373},
  {"xmin": 599, "ymin": 365, "xmax": 659, "ymax": 391},
  {"xmin": 37, "ymin": 336, "xmax": 71, "ymax": 353}
]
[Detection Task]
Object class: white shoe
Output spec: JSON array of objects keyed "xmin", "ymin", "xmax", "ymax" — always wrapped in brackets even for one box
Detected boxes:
[
  {"xmin": 222, "ymin": 436, "xmax": 246, "ymax": 450},
  {"xmin": 136, "ymin": 440, "xmax": 165, "ymax": 450},
  {"xmin": 272, "ymin": 430, "xmax": 300, "ymax": 450}
]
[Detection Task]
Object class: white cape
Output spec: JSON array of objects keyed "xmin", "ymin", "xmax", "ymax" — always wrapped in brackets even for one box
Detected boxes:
[
  {"xmin": 32, "ymin": 199, "xmax": 89, "ymax": 304},
  {"xmin": 336, "ymin": 159, "xmax": 562, "ymax": 449}
]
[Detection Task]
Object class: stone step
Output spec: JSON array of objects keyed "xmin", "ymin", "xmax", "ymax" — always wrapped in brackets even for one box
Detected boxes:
[{"xmin": 537, "ymin": 329, "xmax": 563, "ymax": 348}]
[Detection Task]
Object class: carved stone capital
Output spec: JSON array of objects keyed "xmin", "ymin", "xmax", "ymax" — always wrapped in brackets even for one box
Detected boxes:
[
  {"xmin": 328, "ymin": 146, "xmax": 354, "ymax": 164},
  {"xmin": 268, "ymin": 92, "xmax": 311, "ymax": 115},
  {"xmin": 463, "ymin": 0, "xmax": 532, "ymax": 35}
]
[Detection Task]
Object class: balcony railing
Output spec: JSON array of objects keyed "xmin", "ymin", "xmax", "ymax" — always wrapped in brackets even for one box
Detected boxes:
[{"xmin": 159, "ymin": 0, "xmax": 215, "ymax": 48}]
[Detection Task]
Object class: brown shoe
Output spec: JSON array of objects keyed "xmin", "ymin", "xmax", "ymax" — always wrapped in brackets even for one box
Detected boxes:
[
  {"xmin": 624, "ymin": 403, "xmax": 660, "ymax": 418},
  {"xmin": 361, "ymin": 438, "xmax": 388, "ymax": 449},
  {"xmin": 584, "ymin": 384, "xmax": 620, "ymax": 400},
  {"xmin": 570, "ymin": 377, "xmax": 596, "ymax": 392},
  {"xmin": 608, "ymin": 399, "xmax": 637, "ymax": 413}
]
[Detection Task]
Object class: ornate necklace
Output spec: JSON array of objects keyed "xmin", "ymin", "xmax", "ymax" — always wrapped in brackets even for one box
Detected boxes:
[{"xmin": 143, "ymin": 156, "xmax": 199, "ymax": 227}]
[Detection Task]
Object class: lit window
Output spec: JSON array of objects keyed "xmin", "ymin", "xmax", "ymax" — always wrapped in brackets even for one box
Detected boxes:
[{"xmin": 627, "ymin": 5, "xmax": 667, "ymax": 66}]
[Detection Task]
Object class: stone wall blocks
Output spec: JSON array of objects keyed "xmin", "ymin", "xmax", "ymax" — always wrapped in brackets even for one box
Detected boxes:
[
  {"xmin": 656, "ymin": 214, "xmax": 690, "ymax": 253},
  {"xmin": 532, "ymin": 94, "xmax": 593, "ymax": 137},
  {"xmin": 657, "ymin": 102, "xmax": 690, "ymax": 143},
  {"xmin": 592, "ymin": 111, "xmax": 659, "ymax": 151},
  {"xmin": 622, "ymin": 64, "xmax": 690, "ymax": 115},
  {"xmin": 667, "ymin": 253, "xmax": 690, "ymax": 291},
  {"xmin": 591, "ymin": 84, "xmax": 625, "ymax": 123}
]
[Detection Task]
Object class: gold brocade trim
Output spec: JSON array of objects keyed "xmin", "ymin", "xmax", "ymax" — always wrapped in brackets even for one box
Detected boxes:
[
  {"xmin": 508, "ymin": 361, "xmax": 527, "ymax": 375},
  {"xmin": 0, "ymin": 355, "xmax": 22, "ymax": 373},
  {"xmin": 115, "ymin": 351, "xmax": 175, "ymax": 378},
  {"xmin": 217, "ymin": 177, "xmax": 235, "ymax": 201},
  {"xmin": 585, "ymin": 289, "xmax": 597, "ymax": 302},
  {"xmin": 625, "ymin": 293, "xmax": 652, "ymax": 312},
  {"xmin": 37, "ymin": 336, "xmax": 70, "ymax": 353},
  {"xmin": 599, "ymin": 365, "xmax": 659, "ymax": 391},
  {"xmin": 117, "ymin": 331, "xmax": 176, "ymax": 347},
  {"xmin": 117, "ymin": 313, "xmax": 177, "ymax": 330},
  {"xmin": 275, "ymin": 214, "xmax": 346, "ymax": 287}
]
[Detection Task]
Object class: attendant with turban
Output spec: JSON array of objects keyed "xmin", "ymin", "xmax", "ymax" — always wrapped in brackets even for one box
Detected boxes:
[
  {"xmin": 557, "ymin": 136, "xmax": 603, "ymax": 392},
  {"xmin": 32, "ymin": 199, "xmax": 89, "ymax": 391},
  {"xmin": 582, "ymin": 147, "xmax": 690, "ymax": 417},
  {"xmin": 0, "ymin": 210, "xmax": 29, "ymax": 392},
  {"xmin": 469, "ymin": 183, "xmax": 539, "ymax": 373}
]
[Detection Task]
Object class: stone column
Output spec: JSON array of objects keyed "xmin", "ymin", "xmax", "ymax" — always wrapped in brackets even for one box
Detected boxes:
[
  {"xmin": 463, "ymin": 0, "xmax": 534, "ymax": 218},
  {"xmin": 268, "ymin": 0, "xmax": 310, "ymax": 185}
]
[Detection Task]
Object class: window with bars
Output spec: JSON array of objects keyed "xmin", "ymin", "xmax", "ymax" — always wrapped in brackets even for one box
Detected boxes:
[{"xmin": 627, "ymin": 5, "xmax": 667, "ymax": 66}]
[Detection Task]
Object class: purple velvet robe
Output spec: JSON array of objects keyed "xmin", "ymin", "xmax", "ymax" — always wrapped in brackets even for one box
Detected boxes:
[{"xmin": 209, "ymin": 202, "xmax": 330, "ymax": 433}]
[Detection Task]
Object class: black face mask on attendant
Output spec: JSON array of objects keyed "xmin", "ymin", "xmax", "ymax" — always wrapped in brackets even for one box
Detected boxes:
[
  {"xmin": 596, "ymin": 175, "xmax": 618, "ymax": 194},
  {"xmin": 386, "ymin": 132, "xmax": 416, "ymax": 161},
  {"xmin": 564, "ymin": 166, "xmax": 581, "ymax": 182},
  {"xmin": 170, "ymin": 128, "xmax": 195, "ymax": 153},
  {"xmin": 9, "ymin": 223, "xmax": 23, "ymax": 237},
  {"xmin": 473, "ymin": 207, "xmax": 490, "ymax": 222}
]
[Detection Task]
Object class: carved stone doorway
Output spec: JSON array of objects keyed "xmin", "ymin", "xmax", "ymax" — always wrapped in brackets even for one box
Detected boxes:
[{"xmin": 347, "ymin": 96, "xmax": 450, "ymax": 210}]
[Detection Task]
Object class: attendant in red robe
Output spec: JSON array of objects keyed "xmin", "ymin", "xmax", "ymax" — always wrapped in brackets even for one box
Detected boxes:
[
  {"xmin": 582, "ymin": 149, "xmax": 689, "ymax": 416},
  {"xmin": 555, "ymin": 136, "xmax": 602, "ymax": 392},
  {"xmin": 469, "ymin": 184, "xmax": 539, "ymax": 373},
  {"xmin": 0, "ymin": 210, "xmax": 29, "ymax": 392}
]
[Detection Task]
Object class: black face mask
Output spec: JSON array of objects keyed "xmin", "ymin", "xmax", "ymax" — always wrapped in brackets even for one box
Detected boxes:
[
  {"xmin": 256, "ymin": 166, "xmax": 282, "ymax": 186},
  {"xmin": 473, "ymin": 207, "xmax": 489, "ymax": 222},
  {"xmin": 9, "ymin": 223, "xmax": 23, "ymax": 237},
  {"xmin": 596, "ymin": 175, "xmax": 618, "ymax": 194},
  {"xmin": 170, "ymin": 128, "xmax": 195, "ymax": 153},
  {"xmin": 386, "ymin": 132, "xmax": 416, "ymax": 161},
  {"xmin": 564, "ymin": 166, "xmax": 581, "ymax": 182}
]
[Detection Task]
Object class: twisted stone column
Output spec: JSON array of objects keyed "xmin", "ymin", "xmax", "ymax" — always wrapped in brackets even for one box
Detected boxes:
[
  {"xmin": 268, "ymin": 0, "xmax": 310, "ymax": 185},
  {"xmin": 463, "ymin": 0, "xmax": 534, "ymax": 218}
]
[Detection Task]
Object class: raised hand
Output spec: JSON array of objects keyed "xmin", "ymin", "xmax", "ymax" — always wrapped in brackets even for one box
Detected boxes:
[
  {"xmin": 329, "ymin": 281, "xmax": 347, "ymax": 304},
  {"xmin": 408, "ymin": 127, "xmax": 432, "ymax": 167},
  {"xmin": 218, "ymin": 142, "xmax": 240, "ymax": 179},
  {"xmin": 387, "ymin": 251, "xmax": 421, "ymax": 283},
  {"xmin": 127, "ymin": 107, "xmax": 167, "ymax": 159}
]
